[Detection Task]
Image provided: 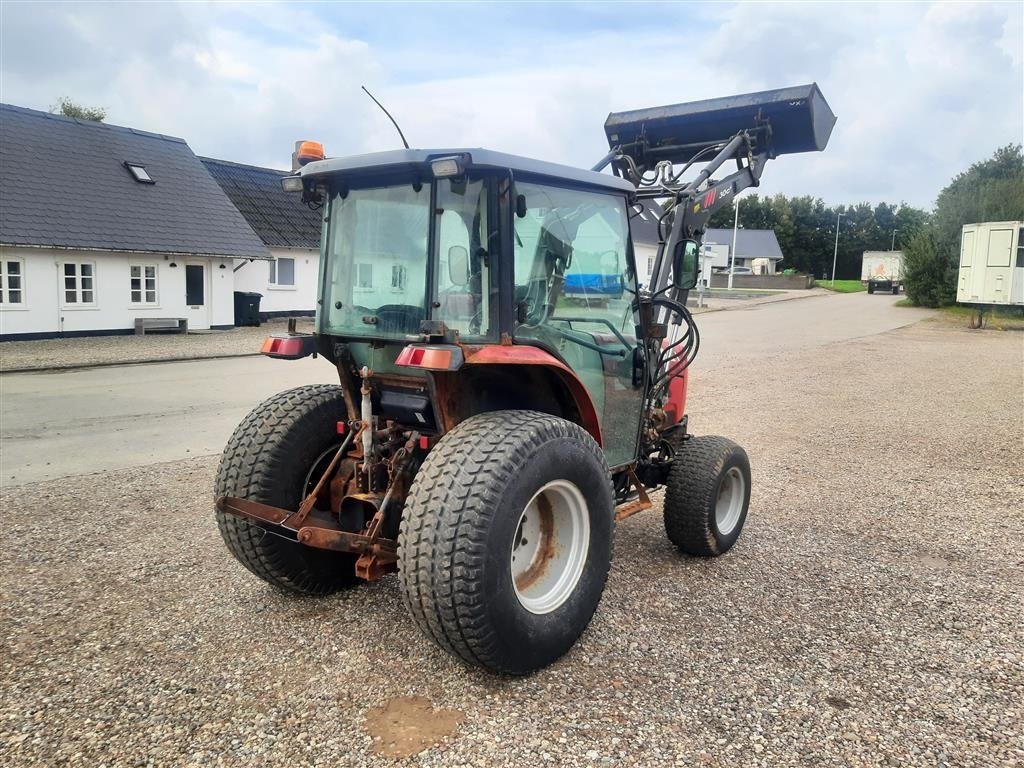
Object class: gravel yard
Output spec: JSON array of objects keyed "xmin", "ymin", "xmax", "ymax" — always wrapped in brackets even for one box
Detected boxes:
[
  {"xmin": 0, "ymin": 318, "xmax": 314, "ymax": 372},
  {"xmin": 1, "ymin": 317, "xmax": 1021, "ymax": 767}
]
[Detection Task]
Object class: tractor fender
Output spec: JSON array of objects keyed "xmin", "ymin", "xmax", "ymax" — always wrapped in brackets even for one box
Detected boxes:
[{"xmin": 441, "ymin": 345, "xmax": 602, "ymax": 446}]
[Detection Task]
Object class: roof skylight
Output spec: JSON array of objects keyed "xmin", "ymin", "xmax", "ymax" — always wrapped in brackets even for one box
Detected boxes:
[{"xmin": 124, "ymin": 162, "xmax": 154, "ymax": 184}]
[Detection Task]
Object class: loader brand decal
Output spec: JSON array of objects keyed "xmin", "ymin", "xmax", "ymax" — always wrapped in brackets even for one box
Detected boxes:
[{"xmin": 695, "ymin": 184, "xmax": 732, "ymax": 214}]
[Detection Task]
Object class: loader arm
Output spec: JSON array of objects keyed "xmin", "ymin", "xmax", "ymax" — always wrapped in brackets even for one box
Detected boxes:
[{"xmin": 599, "ymin": 82, "xmax": 836, "ymax": 300}]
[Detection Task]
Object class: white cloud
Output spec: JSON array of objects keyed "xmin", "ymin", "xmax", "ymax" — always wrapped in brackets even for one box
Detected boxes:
[{"xmin": 1, "ymin": 1, "xmax": 1020, "ymax": 206}]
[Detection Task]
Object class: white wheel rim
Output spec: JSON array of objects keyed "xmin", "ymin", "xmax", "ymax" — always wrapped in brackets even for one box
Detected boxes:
[
  {"xmin": 510, "ymin": 480, "xmax": 590, "ymax": 615},
  {"xmin": 715, "ymin": 466, "xmax": 745, "ymax": 536}
]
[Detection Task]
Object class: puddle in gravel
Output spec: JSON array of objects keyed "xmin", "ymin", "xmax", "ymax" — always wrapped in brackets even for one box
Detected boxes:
[{"xmin": 363, "ymin": 695, "xmax": 464, "ymax": 757}]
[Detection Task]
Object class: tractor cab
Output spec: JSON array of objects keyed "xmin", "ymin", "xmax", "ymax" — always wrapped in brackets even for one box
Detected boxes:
[{"xmin": 290, "ymin": 149, "xmax": 652, "ymax": 467}]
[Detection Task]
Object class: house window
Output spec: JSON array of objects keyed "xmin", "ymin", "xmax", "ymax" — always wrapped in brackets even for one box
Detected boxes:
[
  {"xmin": 391, "ymin": 264, "xmax": 407, "ymax": 291},
  {"xmin": 63, "ymin": 262, "xmax": 95, "ymax": 305},
  {"xmin": 125, "ymin": 162, "xmax": 154, "ymax": 184},
  {"xmin": 1017, "ymin": 228, "xmax": 1024, "ymax": 268},
  {"xmin": 130, "ymin": 264, "xmax": 158, "ymax": 304},
  {"xmin": 268, "ymin": 257, "xmax": 295, "ymax": 286},
  {"xmin": 355, "ymin": 262, "xmax": 373, "ymax": 289},
  {"xmin": 0, "ymin": 259, "xmax": 25, "ymax": 305},
  {"xmin": 647, "ymin": 255, "xmax": 655, "ymax": 277}
]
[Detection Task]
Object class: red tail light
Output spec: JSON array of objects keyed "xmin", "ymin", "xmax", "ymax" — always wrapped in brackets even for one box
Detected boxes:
[{"xmin": 260, "ymin": 335, "xmax": 315, "ymax": 360}]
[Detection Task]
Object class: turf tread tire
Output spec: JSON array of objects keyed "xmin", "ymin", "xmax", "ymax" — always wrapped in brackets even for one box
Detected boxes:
[
  {"xmin": 398, "ymin": 410, "xmax": 614, "ymax": 675},
  {"xmin": 663, "ymin": 435, "xmax": 751, "ymax": 557},
  {"xmin": 214, "ymin": 384, "xmax": 358, "ymax": 595}
]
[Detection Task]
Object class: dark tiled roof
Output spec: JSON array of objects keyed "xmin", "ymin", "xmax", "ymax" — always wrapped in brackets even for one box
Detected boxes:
[
  {"xmin": 201, "ymin": 157, "xmax": 322, "ymax": 249},
  {"xmin": 0, "ymin": 103, "xmax": 270, "ymax": 259},
  {"xmin": 704, "ymin": 228, "xmax": 784, "ymax": 259},
  {"xmin": 629, "ymin": 201, "xmax": 784, "ymax": 259}
]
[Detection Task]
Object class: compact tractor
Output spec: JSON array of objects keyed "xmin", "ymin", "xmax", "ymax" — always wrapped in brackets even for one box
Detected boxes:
[{"xmin": 215, "ymin": 84, "xmax": 836, "ymax": 674}]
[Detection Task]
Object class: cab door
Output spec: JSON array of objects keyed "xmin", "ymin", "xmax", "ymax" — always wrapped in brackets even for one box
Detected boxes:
[{"xmin": 511, "ymin": 180, "xmax": 645, "ymax": 468}]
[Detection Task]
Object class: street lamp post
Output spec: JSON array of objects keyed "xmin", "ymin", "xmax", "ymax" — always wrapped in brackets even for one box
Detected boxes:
[
  {"xmin": 891, "ymin": 229, "xmax": 898, "ymax": 250},
  {"xmin": 830, "ymin": 211, "xmax": 845, "ymax": 284},
  {"xmin": 728, "ymin": 198, "xmax": 740, "ymax": 290}
]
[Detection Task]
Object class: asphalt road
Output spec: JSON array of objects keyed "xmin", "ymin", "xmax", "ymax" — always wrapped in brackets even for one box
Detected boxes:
[{"xmin": 0, "ymin": 292, "xmax": 930, "ymax": 485}]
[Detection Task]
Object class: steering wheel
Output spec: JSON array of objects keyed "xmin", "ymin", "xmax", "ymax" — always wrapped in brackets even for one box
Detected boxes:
[{"xmin": 373, "ymin": 304, "xmax": 426, "ymax": 335}]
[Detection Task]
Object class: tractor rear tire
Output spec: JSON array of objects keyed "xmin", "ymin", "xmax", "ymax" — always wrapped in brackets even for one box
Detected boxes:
[
  {"xmin": 214, "ymin": 384, "xmax": 359, "ymax": 595},
  {"xmin": 398, "ymin": 410, "xmax": 614, "ymax": 675},
  {"xmin": 867, "ymin": 283, "xmax": 875, "ymax": 294},
  {"xmin": 663, "ymin": 435, "xmax": 751, "ymax": 556}
]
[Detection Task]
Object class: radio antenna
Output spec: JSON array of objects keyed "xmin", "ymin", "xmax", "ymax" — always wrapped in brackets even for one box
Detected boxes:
[{"xmin": 361, "ymin": 85, "xmax": 410, "ymax": 149}]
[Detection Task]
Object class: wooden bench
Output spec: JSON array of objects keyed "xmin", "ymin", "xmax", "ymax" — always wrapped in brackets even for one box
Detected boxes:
[{"xmin": 134, "ymin": 318, "xmax": 188, "ymax": 336}]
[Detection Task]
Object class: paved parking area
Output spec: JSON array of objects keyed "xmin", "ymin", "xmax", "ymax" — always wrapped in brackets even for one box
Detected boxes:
[
  {"xmin": 0, "ymin": 318, "xmax": 313, "ymax": 372},
  {"xmin": 1, "ymin": 301, "xmax": 1021, "ymax": 766}
]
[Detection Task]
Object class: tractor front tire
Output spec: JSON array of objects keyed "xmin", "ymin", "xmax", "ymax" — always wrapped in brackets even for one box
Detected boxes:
[
  {"xmin": 663, "ymin": 435, "xmax": 751, "ymax": 556},
  {"xmin": 398, "ymin": 410, "xmax": 614, "ymax": 675},
  {"xmin": 215, "ymin": 384, "xmax": 359, "ymax": 595}
]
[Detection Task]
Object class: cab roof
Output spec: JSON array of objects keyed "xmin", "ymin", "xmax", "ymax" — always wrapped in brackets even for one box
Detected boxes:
[{"xmin": 299, "ymin": 148, "xmax": 636, "ymax": 194}]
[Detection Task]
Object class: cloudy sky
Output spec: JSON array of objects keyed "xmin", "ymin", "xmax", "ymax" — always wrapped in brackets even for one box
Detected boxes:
[{"xmin": 1, "ymin": 1, "xmax": 1020, "ymax": 208}]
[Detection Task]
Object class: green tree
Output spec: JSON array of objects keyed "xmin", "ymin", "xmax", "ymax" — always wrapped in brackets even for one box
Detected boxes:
[
  {"xmin": 50, "ymin": 97, "xmax": 106, "ymax": 122},
  {"xmin": 903, "ymin": 145, "xmax": 1024, "ymax": 307},
  {"xmin": 932, "ymin": 145, "xmax": 1024, "ymax": 242},
  {"xmin": 903, "ymin": 228, "xmax": 957, "ymax": 307}
]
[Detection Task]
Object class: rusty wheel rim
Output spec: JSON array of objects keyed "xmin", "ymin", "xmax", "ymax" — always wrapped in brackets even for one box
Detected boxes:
[{"xmin": 510, "ymin": 480, "xmax": 590, "ymax": 615}]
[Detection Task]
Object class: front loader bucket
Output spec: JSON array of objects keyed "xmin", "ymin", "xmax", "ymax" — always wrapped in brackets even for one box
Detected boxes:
[{"xmin": 604, "ymin": 83, "xmax": 836, "ymax": 166}]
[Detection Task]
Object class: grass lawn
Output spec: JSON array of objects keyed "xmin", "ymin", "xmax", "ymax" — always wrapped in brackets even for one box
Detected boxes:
[
  {"xmin": 818, "ymin": 280, "xmax": 865, "ymax": 293},
  {"xmin": 939, "ymin": 304, "xmax": 1024, "ymax": 329},
  {"xmin": 895, "ymin": 299, "xmax": 1024, "ymax": 329}
]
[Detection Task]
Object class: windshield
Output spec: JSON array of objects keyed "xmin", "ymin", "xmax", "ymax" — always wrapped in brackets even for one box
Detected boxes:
[
  {"xmin": 322, "ymin": 182, "xmax": 430, "ymax": 338},
  {"xmin": 321, "ymin": 176, "xmax": 495, "ymax": 340}
]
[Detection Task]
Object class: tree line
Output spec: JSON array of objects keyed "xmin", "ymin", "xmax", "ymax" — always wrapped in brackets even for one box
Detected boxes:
[{"xmin": 706, "ymin": 193, "xmax": 928, "ymax": 280}]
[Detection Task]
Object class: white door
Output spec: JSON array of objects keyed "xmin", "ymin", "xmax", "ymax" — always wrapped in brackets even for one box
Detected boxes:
[
  {"xmin": 184, "ymin": 262, "xmax": 210, "ymax": 330},
  {"xmin": 983, "ymin": 228, "xmax": 1014, "ymax": 304}
]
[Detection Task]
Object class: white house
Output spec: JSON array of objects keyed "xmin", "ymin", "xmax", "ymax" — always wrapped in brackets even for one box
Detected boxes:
[
  {"xmin": 627, "ymin": 201, "xmax": 785, "ymax": 286},
  {"xmin": 0, "ymin": 104, "xmax": 270, "ymax": 339},
  {"xmin": 201, "ymin": 157, "xmax": 322, "ymax": 318}
]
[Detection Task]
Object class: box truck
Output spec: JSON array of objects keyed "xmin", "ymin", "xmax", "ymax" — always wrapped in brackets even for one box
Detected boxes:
[{"xmin": 861, "ymin": 251, "xmax": 903, "ymax": 294}]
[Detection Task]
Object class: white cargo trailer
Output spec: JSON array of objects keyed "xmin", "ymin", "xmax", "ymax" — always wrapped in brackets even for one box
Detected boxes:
[
  {"xmin": 861, "ymin": 250, "xmax": 904, "ymax": 294},
  {"xmin": 957, "ymin": 221, "xmax": 1024, "ymax": 307}
]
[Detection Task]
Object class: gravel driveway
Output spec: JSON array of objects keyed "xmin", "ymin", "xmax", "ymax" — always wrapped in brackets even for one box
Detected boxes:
[{"xmin": 1, "ymin": 318, "xmax": 1021, "ymax": 767}]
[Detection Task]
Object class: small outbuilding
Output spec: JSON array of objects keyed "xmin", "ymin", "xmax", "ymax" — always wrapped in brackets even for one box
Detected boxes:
[{"xmin": 0, "ymin": 104, "xmax": 270, "ymax": 339}]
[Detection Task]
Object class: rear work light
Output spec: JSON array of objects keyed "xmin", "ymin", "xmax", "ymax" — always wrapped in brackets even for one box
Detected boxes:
[
  {"xmin": 430, "ymin": 154, "xmax": 468, "ymax": 178},
  {"xmin": 260, "ymin": 334, "xmax": 316, "ymax": 360},
  {"xmin": 281, "ymin": 175, "xmax": 303, "ymax": 193}
]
